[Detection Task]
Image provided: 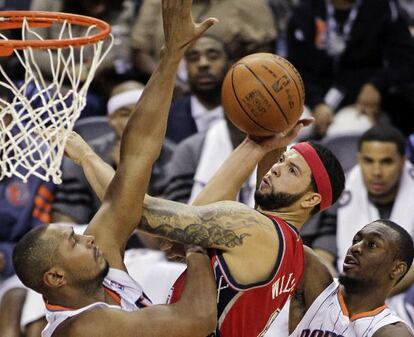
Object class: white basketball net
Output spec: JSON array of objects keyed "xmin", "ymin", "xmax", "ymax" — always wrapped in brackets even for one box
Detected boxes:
[{"xmin": 0, "ymin": 17, "xmax": 113, "ymax": 183}]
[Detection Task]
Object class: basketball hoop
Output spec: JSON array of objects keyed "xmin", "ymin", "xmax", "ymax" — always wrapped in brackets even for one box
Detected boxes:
[{"xmin": 0, "ymin": 11, "xmax": 113, "ymax": 183}]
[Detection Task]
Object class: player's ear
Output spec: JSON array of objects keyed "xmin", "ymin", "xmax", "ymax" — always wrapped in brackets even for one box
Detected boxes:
[
  {"xmin": 44, "ymin": 267, "xmax": 66, "ymax": 289},
  {"xmin": 300, "ymin": 192, "xmax": 321, "ymax": 210},
  {"xmin": 390, "ymin": 261, "xmax": 407, "ymax": 282}
]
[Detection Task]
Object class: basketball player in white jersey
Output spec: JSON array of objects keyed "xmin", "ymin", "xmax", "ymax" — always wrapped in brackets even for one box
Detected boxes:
[
  {"xmin": 289, "ymin": 219, "xmax": 414, "ymax": 337},
  {"xmin": 11, "ymin": 1, "xmax": 218, "ymax": 337}
]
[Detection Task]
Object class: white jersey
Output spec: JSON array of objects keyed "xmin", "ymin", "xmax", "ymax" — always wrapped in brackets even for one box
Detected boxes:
[
  {"xmin": 42, "ymin": 268, "xmax": 152, "ymax": 337},
  {"xmin": 290, "ymin": 280, "xmax": 408, "ymax": 337}
]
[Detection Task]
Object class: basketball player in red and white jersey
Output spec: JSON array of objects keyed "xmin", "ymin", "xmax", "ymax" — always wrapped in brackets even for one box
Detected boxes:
[
  {"xmin": 290, "ymin": 219, "xmax": 414, "ymax": 337},
  {"xmin": 11, "ymin": 1, "xmax": 219, "ymax": 337},
  {"xmin": 64, "ymin": 123, "xmax": 345, "ymax": 336}
]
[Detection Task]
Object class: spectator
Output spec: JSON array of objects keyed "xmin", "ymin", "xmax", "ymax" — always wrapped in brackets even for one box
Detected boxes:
[
  {"xmin": 52, "ymin": 81, "xmax": 175, "ymax": 225},
  {"xmin": 131, "ymin": 0, "xmax": 277, "ymax": 82},
  {"xmin": 0, "ymin": 176, "xmax": 54, "ymax": 337},
  {"xmin": 287, "ymin": 0, "xmax": 414, "ymax": 137},
  {"xmin": 268, "ymin": 0, "xmax": 297, "ymax": 56},
  {"xmin": 162, "ymin": 118, "xmax": 254, "ymax": 205},
  {"xmin": 166, "ymin": 35, "xmax": 229, "ymax": 143},
  {"xmin": 307, "ymin": 125, "xmax": 414, "ymax": 287},
  {"xmin": 326, "ymin": 105, "xmax": 391, "ymax": 137}
]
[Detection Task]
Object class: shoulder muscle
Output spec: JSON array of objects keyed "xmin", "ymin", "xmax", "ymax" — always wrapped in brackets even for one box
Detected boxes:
[{"xmin": 373, "ymin": 322, "xmax": 414, "ymax": 337}]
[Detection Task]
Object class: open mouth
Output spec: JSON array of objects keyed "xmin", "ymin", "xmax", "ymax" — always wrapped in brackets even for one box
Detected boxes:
[
  {"xmin": 261, "ymin": 176, "xmax": 271, "ymax": 187},
  {"xmin": 343, "ymin": 255, "xmax": 359, "ymax": 269}
]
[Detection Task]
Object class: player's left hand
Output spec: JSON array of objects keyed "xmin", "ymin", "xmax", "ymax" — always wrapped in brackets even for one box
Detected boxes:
[
  {"xmin": 162, "ymin": 0, "xmax": 218, "ymax": 56},
  {"xmin": 64, "ymin": 131, "xmax": 95, "ymax": 166},
  {"xmin": 160, "ymin": 239, "xmax": 186, "ymax": 262}
]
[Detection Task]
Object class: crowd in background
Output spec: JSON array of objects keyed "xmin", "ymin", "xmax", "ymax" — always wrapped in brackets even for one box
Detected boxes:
[{"xmin": 0, "ymin": 0, "xmax": 414, "ymax": 336}]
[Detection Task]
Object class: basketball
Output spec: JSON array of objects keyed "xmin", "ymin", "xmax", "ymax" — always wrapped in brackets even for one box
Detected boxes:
[{"xmin": 221, "ymin": 53, "xmax": 305, "ymax": 137}]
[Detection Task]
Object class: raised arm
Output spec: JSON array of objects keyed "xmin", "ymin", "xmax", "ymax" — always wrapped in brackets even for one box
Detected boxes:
[
  {"xmin": 85, "ymin": 0, "xmax": 217, "ymax": 269},
  {"xmin": 192, "ymin": 119, "xmax": 313, "ymax": 206},
  {"xmin": 289, "ymin": 246, "xmax": 333, "ymax": 334},
  {"xmin": 64, "ymin": 132, "xmax": 114, "ymax": 202},
  {"xmin": 58, "ymin": 248, "xmax": 217, "ymax": 337}
]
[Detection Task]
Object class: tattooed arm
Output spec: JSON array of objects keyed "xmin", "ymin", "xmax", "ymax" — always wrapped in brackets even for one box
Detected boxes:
[
  {"xmin": 140, "ymin": 196, "xmax": 276, "ymax": 252},
  {"xmin": 141, "ymin": 196, "xmax": 282, "ymax": 283}
]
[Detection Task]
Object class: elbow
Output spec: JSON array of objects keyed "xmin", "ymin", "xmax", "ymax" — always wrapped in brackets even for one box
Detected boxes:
[
  {"xmin": 176, "ymin": 300, "xmax": 217, "ymax": 337},
  {"xmin": 206, "ymin": 311, "xmax": 218, "ymax": 334}
]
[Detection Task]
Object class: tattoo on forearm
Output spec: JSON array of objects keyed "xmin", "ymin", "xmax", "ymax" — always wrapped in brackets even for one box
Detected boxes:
[{"xmin": 140, "ymin": 215, "xmax": 251, "ymax": 248}]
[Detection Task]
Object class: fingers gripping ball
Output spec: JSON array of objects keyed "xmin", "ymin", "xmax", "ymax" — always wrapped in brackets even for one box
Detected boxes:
[{"xmin": 221, "ymin": 53, "xmax": 305, "ymax": 136}]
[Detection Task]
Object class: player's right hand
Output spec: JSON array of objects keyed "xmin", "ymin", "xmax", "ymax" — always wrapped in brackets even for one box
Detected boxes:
[{"xmin": 64, "ymin": 131, "xmax": 95, "ymax": 166}]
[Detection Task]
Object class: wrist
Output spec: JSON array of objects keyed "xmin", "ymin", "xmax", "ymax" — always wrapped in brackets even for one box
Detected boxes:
[
  {"xmin": 240, "ymin": 136, "xmax": 267, "ymax": 154},
  {"xmin": 185, "ymin": 244, "xmax": 208, "ymax": 257},
  {"xmin": 241, "ymin": 137, "xmax": 268, "ymax": 158},
  {"xmin": 80, "ymin": 150, "xmax": 99, "ymax": 167},
  {"xmin": 160, "ymin": 46, "xmax": 183, "ymax": 65}
]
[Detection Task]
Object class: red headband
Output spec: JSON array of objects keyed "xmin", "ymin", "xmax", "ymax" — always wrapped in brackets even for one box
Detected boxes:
[{"xmin": 291, "ymin": 142, "xmax": 332, "ymax": 211}]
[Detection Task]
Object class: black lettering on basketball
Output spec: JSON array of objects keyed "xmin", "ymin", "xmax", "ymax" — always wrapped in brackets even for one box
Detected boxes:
[
  {"xmin": 242, "ymin": 90, "xmax": 271, "ymax": 117},
  {"xmin": 272, "ymin": 75, "xmax": 291, "ymax": 93},
  {"xmin": 261, "ymin": 64, "xmax": 278, "ymax": 79},
  {"xmin": 285, "ymin": 88, "xmax": 295, "ymax": 109}
]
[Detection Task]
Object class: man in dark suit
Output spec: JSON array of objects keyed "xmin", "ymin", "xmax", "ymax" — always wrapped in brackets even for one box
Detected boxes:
[{"xmin": 166, "ymin": 35, "xmax": 230, "ymax": 143}]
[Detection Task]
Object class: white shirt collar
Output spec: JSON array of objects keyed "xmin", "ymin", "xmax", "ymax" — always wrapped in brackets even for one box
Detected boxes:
[{"xmin": 190, "ymin": 95, "xmax": 224, "ymax": 133}]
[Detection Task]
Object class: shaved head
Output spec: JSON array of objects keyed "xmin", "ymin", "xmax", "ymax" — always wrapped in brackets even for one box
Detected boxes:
[{"xmin": 13, "ymin": 224, "xmax": 62, "ymax": 293}]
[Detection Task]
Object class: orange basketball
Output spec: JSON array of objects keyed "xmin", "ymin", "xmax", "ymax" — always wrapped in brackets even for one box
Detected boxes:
[{"xmin": 221, "ymin": 53, "xmax": 305, "ymax": 136}]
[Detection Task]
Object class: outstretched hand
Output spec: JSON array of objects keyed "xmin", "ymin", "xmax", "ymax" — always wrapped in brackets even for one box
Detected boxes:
[
  {"xmin": 162, "ymin": 0, "xmax": 218, "ymax": 55},
  {"xmin": 64, "ymin": 131, "xmax": 94, "ymax": 166},
  {"xmin": 247, "ymin": 117, "xmax": 315, "ymax": 154}
]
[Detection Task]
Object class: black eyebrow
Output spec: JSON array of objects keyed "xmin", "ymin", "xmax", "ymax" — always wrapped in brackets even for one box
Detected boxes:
[
  {"xmin": 287, "ymin": 158, "xmax": 302, "ymax": 175},
  {"xmin": 359, "ymin": 231, "xmax": 386, "ymax": 242},
  {"xmin": 368, "ymin": 233, "xmax": 386, "ymax": 241}
]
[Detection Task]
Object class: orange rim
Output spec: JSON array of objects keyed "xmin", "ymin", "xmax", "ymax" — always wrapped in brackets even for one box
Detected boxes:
[{"xmin": 0, "ymin": 11, "xmax": 111, "ymax": 56}]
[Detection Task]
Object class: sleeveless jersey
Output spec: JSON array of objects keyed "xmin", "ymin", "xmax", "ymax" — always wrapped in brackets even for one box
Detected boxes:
[
  {"xmin": 290, "ymin": 280, "xmax": 410, "ymax": 337},
  {"xmin": 42, "ymin": 268, "xmax": 152, "ymax": 337},
  {"xmin": 169, "ymin": 214, "xmax": 305, "ymax": 337}
]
